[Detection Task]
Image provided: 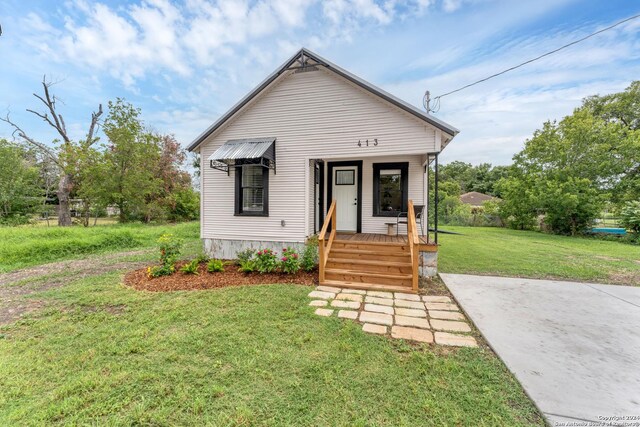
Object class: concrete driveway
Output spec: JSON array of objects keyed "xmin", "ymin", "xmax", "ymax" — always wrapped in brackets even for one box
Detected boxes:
[{"xmin": 440, "ymin": 273, "xmax": 640, "ymax": 426}]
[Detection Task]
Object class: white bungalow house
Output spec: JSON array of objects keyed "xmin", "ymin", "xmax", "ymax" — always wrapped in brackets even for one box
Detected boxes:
[{"xmin": 188, "ymin": 48, "xmax": 458, "ymax": 293}]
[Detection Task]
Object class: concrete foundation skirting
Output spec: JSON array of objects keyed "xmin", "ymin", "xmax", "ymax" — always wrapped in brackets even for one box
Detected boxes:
[
  {"xmin": 419, "ymin": 251, "xmax": 438, "ymax": 277},
  {"xmin": 203, "ymin": 238, "xmax": 306, "ymax": 260}
]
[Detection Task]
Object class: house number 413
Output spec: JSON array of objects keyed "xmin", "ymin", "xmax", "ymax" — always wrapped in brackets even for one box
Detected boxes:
[{"xmin": 357, "ymin": 138, "xmax": 378, "ymax": 147}]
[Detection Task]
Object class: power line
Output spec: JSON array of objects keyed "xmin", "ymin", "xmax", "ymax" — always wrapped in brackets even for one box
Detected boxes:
[{"xmin": 427, "ymin": 12, "xmax": 640, "ymax": 112}]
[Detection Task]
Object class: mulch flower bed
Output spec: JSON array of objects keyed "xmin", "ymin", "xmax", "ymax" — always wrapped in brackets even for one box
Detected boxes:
[{"xmin": 124, "ymin": 261, "xmax": 318, "ymax": 292}]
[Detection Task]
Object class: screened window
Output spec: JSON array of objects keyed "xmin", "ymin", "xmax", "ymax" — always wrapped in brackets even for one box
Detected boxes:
[
  {"xmin": 235, "ymin": 165, "xmax": 268, "ymax": 216},
  {"xmin": 373, "ymin": 162, "xmax": 408, "ymax": 216}
]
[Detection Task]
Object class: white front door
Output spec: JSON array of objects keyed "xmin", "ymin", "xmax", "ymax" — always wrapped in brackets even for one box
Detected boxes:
[{"xmin": 333, "ymin": 166, "xmax": 358, "ymax": 232}]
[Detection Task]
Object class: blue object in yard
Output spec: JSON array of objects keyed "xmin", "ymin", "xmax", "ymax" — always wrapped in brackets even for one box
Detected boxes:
[{"xmin": 591, "ymin": 227, "xmax": 627, "ymax": 235}]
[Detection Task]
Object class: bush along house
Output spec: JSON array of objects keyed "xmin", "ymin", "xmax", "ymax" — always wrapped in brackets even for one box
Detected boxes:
[{"xmin": 188, "ymin": 48, "xmax": 458, "ymax": 293}]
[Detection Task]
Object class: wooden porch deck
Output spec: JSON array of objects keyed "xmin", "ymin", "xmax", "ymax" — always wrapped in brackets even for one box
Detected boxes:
[{"xmin": 336, "ymin": 233, "xmax": 438, "ymax": 251}]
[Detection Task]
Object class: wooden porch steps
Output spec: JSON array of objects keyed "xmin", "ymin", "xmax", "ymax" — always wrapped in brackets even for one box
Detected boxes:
[
  {"xmin": 321, "ymin": 238, "xmax": 414, "ymax": 292},
  {"xmin": 318, "ymin": 199, "xmax": 421, "ymax": 294}
]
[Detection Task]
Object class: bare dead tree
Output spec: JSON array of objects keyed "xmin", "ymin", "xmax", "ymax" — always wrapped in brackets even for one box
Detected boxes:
[{"xmin": 1, "ymin": 76, "xmax": 103, "ymax": 226}]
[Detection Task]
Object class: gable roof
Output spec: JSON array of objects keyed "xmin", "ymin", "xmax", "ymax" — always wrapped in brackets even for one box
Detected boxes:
[
  {"xmin": 460, "ymin": 191, "xmax": 498, "ymax": 207},
  {"xmin": 187, "ymin": 48, "xmax": 459, "ymax": 152}
]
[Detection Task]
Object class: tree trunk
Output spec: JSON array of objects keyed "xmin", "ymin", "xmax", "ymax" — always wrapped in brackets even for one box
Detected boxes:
[
  {"xmin": 57, "ymin": 173, "xmax": 73, "ymax": 226},
  {"xmin": 118, "ymin": 201, "xmax": 126, "ymax": 223}
]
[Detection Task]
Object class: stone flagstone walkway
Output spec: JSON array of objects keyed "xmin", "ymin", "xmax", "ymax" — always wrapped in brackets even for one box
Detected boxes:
[{"xmin": 308, "ymin": 286, "xmax": 478, "ymax": 347}]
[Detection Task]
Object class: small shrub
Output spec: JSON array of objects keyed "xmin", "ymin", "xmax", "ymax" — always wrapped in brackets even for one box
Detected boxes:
[
  {"xmin": 207, "ymin": 258, "xmax": 225, "ymax": 273},
  {"xmin": 180, "ymin": 259, "xmax": 200, "ymax": 275},
  {"xmin": 236, "ymin": 248, "xmax": 255, "ymax": 265},
  {"xmin": 195, "ymin": 252, "xmax": 210, "ymax": 264},
  {"xmin": 254, "ymin": 248, "xmax": 277, "ymax": 273},
  {"xmin": 147, "ymin": 263, "xmax": 175, "ymax": 278},
  {"xmin": 301, "ymin": 240, "xmax": 318, "ymax": 272},
  {"xmin": 158, "ymin": 233, "xmax": 182, "ymax": 265},
  {"xmin": 237, "ymin": 259, "xmax": 255, "ymax": 273},
  {"xmin": 280, "ymin": 247, "xmax": 301, "ymax": 274}
]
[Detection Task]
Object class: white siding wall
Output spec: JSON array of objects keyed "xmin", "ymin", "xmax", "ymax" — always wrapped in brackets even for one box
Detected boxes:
[{"xmin": 201, "ymin": 67, "xmax": 437, "ymax": 243}]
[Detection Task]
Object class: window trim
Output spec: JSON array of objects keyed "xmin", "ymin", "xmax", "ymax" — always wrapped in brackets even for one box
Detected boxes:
[
  {"xmin": 372, "ymin": 162, "xmax": 409, "ymax": 217},
  {"xmin": 234, "ymin": 165, "xmax": 269, "ymax": 216}
]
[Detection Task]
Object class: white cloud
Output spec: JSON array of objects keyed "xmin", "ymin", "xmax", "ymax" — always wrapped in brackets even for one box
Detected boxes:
[
  {"xmin": 384, "ymin": 16, "xmax": 640, "ymax": 164},
  {"xmin": 3, "ymin": 0, "xmax": 638, "ymax": 166}
]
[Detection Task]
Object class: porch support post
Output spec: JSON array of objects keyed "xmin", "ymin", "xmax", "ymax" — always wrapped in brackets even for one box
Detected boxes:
[
  {"xmin": 434, "ymin": 153, "xmax": 439, "ymax": 245},
  {"xmin": 423, "ymin": 160, "xmax": 429, "ymax": 244}
]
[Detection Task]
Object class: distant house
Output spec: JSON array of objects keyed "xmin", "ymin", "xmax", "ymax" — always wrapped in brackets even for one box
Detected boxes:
[{"xmin": 460, "ymin": 191, "xmax": 498, "ymax": 208}]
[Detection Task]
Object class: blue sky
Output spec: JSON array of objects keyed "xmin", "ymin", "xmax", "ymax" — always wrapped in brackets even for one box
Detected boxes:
[{"xmin": 1, "ymin": 0, "xmax": 639, "ymax": 165}]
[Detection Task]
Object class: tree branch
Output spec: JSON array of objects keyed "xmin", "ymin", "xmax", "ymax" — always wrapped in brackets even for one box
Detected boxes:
[
  {"xmin": 0, "ymin": 113, "xmax": 60, "ymax": 166},
  {"xmin": 30, "ymin": 77, "xmax": 71, "ymax": 144},
  {"xmin": 85, "ymin": 103, "xmax": 103, "ymax": 147}
]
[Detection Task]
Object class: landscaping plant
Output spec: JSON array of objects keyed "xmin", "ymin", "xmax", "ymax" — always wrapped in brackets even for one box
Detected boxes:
[
  {"xmin": 254, "ymin": 248, "xmax": 278, "ymax": 273},
  {"xmin": 207, "ymin": 258, "xmax": 225, "ymax": 273},
  {"xmin": 158, "ymin": 233, "xmax": 182, "ymax": 265},
  {"xmin": 195, "ymin": 252, "xmax": 210, "ymax": 264},
  {"xmin": 147, "ymin": 263, "xmax": 175, "ymax": 278},
  {"xmin": 180, "ymin": 259, "xmax": 200, "ymax": 275},
  {"xmin": 301, "ymin": 238, "xmax": 319, "ymax": 272},
  {"xmin": 279, "ymin": 247, "xmax": 301, "ymax": 274},
  {"xmin": 235, "ymin": 248, "xmax": 255, "ymax": 265},
  {"xmin": 147, "ymin": 233, "xmax": 183, "ymax": 278},
  {"xmin": 237, "ymin": 258, "xmax": 255, "ymax": 273}
]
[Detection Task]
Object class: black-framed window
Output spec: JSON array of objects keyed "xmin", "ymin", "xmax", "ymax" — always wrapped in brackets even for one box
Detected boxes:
[
  {"xmin": 235, "ymin": 165, "xmax": 269, "ymax": 216},
  {"xmin": 373, "ymin": 162, "xmax": 408, "ymax": 216}
]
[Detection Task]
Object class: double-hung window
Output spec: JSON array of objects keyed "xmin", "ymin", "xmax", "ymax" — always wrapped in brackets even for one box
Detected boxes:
[
  {"xmin": 235, "ymin": 165, "xmax": 268, "ymax": 216},
  {"xmin": 373, "ymin": 162, "xmax": 408, "ymax": 216}
]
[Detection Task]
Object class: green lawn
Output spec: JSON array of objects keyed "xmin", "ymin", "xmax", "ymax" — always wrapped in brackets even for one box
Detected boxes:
[
  {"xmin": 6, "ymin": 223, "xmax": 635, "ymax": 424},
  {"xmin": 0, "ymin": 222, "xmax": 199, "ymax": 273},
  {"xmin": 0, "ymin": 273, "xmax": 543, "ymax": 426},
  {"xmin": 438, "ymin": 226, "xmax": 640, "ymax": 285}
]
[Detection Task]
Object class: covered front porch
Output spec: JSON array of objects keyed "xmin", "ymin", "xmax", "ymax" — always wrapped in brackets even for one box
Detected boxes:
[{"xmin": 311, "ymin": 151, "xmax": 442, "ymax": 294}]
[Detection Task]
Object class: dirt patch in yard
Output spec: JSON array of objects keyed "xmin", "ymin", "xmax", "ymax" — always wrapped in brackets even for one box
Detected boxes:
[
  {"xmin": 124, "ymin": 261, "xmax": 318, "ymax": 292},
  {"xmin": 0, "ymin": 250, "xmax": 150, "ymax": 326},
  {"xmin": 608, "ymin": 271, "xmax": 640, "ymax": 286}
]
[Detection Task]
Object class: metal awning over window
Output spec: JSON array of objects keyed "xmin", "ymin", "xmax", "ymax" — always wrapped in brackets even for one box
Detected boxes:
[{"xmin": 208, "ymin": 137, "xmax": 276, "ymax": 175}]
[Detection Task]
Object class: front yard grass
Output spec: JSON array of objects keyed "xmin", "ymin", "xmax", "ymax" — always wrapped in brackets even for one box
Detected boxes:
[
  {"xmin": 0, "ymin": 273, "xmax": 543, "ymax": 426},
  {"xmin": 0, "ymin": 221, "xmax": 199, "ymax": 273},
  {"xmin": 438, "ymin": 226, "xmax": 640, "ymax": 285}
]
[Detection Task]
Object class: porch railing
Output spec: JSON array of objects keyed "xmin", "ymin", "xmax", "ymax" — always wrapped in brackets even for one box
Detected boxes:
[
  {"xmin": 318, "ymin": 199, "xmax": 336, "ymax": 283},
  {"xmin": 407, "ymin": 200, "xmax": 420, "ymax": 292}
]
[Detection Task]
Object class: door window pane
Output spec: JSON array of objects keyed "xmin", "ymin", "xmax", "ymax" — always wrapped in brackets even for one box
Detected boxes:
[{"xmin": 335, "ymin": 169, "xmax": 354, "ymax": 185}]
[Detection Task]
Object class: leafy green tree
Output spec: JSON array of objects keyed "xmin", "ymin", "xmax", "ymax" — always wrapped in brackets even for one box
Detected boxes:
[
  {"xmin": 100, "ymin": 99, "xmax": 162, "ymax": 222},
  {"xmin": 495, "ymin": 175, "xmax": 538, "ymax": 230},
  {"xmin": 439, "ymin": 161, "xmax": 510, "ymax": 196},
  {"xmin": 539, "ymin": 177, "xmax": 602, "ymax": 235},
  {"xmin": 499, "ymin": 82, "xmax": 640, "ymax": 234},
  {"xmin": 619, "ymin": 201, "xmax": 640, "ymax": 234},
  {"xmin": 0, "ymin": 139, "xmax": 41, "ymax": 222}
]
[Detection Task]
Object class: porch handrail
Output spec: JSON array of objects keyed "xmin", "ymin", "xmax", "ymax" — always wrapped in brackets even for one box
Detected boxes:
[
  {"xmin": 407, "ymin": 200, "xmax": 419, "ymax": 292},
  {"xmin": 318, "ymin": 199, "xmax": 336, "ymax": 283}
]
